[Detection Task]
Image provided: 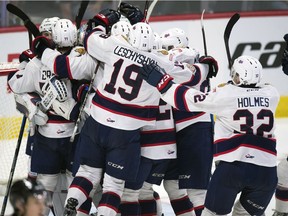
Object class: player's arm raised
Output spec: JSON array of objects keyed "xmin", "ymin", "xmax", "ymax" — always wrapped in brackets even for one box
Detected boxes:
[{"xmin": 139, "ymin": 62, "xmax": 221, "ymax": 114}]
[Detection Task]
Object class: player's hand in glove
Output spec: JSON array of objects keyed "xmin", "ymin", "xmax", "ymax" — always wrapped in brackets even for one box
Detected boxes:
[
  {"xmin": 19, "ymin": 49, "xmax": 35, "ymax": 63},
  {"xmin": 284, "ymin": 34, "xmax": 288, "ymax": 50},
  {"xmin": 199, "ymin": 56, "xmax": 219, "ymax": 78},
  {"xmin": 120, "ymin": 2, "xmax": 144, "ymax": 25},
  {"xmin": 87, "ymin": 9, "xmax": 121, "ymax": 33},
  {"xmin": 32, "ymin": 36, "xmax": 55, "ymax": 58},
  {"xmin": 282, "ymin": 50, "xmax": 288, "ymax": 76},
  {"xmin": 140, "ymin": 63, "xmax": 174, "ymax": 93}
]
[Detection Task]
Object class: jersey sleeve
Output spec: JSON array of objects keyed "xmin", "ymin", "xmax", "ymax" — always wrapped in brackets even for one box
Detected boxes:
[
  {"xmin": 8, "ymin": 59, "xmax": 37, "ymax": 93},
  {"xmin": 161, "ymin": 82, "xmax": 223, "ymax": 115},
  {"xmin": 41, "ymin": 48, "xmax": 97, "ymax": 80},
  {"xmin": 169, "ymin": 62, "xmax": 209, "ymax": 87},
  {"xmin": 84, "ymin": 26, "xmax": 116, "ymax": 63}
]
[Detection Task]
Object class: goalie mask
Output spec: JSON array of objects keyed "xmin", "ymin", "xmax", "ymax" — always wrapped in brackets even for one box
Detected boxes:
[
  {"xmin": 128, "ymin": 22, "xmax": 155, "ymax": 52},
  {"xmin": 39, "ymin": 17, "xmax": 60, "ymax": 33},
  {"xmin": 111, "ymin": 20, "xmax": 132, "ymax": 38},
  {"xmin": 52, "ymin": 19, "xmax": 77, "ymax": 48},
  {"xmin": 160, "ymin": 27, "xmax": 189, "ymax": 51},
  {"xmin": 231, "ymin": 55, "xmax": 263, "ymax": 86}
]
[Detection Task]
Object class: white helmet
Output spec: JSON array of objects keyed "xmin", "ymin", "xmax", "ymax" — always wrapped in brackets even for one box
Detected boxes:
[
  {"xmin": 128, "ymin": 22, "xmax": 155, "ymax": 52},
  {"xmin": 231, "ymin": 55, "xmax": 263, "ymax": 86},
  {"xmin": 152, "ymin": 32, "xmax": 162, "ymax": 51},
  {"xmin": 39, "ymin": 17, "xmax": 60, "ymax": 33},
  {"xmin": 160, "ymin": 28, "xmax": 189, "ymax": 50},
  {"xmin": 52, "ymin": 19, "xmax": 77, "ymax": 48},
  {"xmin": 111, "ymin": 20, "xmax": 132, "ymax": 38}
]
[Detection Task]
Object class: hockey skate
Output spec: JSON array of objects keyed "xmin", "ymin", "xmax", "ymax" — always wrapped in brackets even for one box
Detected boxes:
[
  {"xmin": 272, "ymin": 211, "xmax": 288, "ymax": 216},
  {"xmin": 63, "ymin": 197, "xmax": 78, "ymax": 216}
]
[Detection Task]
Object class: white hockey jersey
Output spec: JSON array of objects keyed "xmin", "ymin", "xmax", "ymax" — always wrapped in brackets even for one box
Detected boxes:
[
  {"xmin": 166, "ymin": 48, "xmax": 212, "ymax": 132},
  {"xmin": 161, "ymin": 82, "xmax": 280, "ymax": 167},
  {"xmin": 41, "ymin": 46, "xmax": 104, "ymax": 116},
  {"xmin": 8, "ymin": 57, "xmax": 75, "ymax": 138},
  {"xmin": 84, "ymin": 26, "xmax": 175, "ymax": 130}
]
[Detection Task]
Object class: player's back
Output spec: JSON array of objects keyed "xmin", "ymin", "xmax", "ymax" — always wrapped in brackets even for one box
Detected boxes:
[
  {"xmin": 85, "ymin": 30, "xmax": 174, "ymax": 130},
  {"xmin": 213, "ymin": 83, "xmax": 280, "ymax": 167}
]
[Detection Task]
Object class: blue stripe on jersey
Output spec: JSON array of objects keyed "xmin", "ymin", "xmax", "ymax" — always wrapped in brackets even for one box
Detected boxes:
[
  {"xmin": 175, "ymin": 85, "xmax": 190, "ymax": 111},
  {"xmin": 214, "ymin": 134, "xmax": 276, "ymax": 156},
  {"xmin": 140, "ymin": 129, "xmax": 176, "ymax": 146},
  {"xmin": 54, "ymin": 55, "xmax": 72, "ymax": 79},
  {"xmin": 173, "ymin": 109, "xmax": 205, "ymax": 124},
  {"xmin": 182, "ymin": 65, "xmax": 201, "ymax": 87},
  {"xmin": 47, "ymin": 113, "xmax": 73, "ymax": 123},
  {"xmin": 84, "ymin": 28, "xmax": 100, "ymax": 51},
  {"xmin": 92, "ymin": 90, "xmax": 158, "ymax": 121}
]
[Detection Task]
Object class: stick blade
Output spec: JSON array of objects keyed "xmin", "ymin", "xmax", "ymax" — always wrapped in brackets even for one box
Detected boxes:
[
  {"xmin": 224, "ymin": 13, "xmax": 240, "ymax": 68},
  {"xmin": 6, "ymin": 3, "xmax": 29, "ymax": 20},
  {"xmin": 224, "ymin": 13, "xmax": 240, "ymax": 40},
  {"xmin": 6, "ymin": 3, "xmax": 40, "ymax": 37}
]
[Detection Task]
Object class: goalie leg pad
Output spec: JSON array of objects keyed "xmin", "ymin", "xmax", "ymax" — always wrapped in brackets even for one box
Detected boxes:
[
  {"xmin": 14, "ymin": 93, "xmax": 48, "ymax": 125},
  {"xmin": 41, "ymin": 76, "xmax": 68, "ymax": 110},
  {"xmin": 52, "ymin": 97, "xmax": 77, "ymax": 120}
]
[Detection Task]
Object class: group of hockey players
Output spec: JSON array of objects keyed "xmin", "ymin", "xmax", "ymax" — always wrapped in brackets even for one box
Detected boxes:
[{"xmin": 6, "ymin": 1, "xmax": 288, "ymax": 216}]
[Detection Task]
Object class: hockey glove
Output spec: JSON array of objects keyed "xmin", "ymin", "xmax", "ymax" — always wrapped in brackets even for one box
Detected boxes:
[
  {"xmin": 140, "ymin": 63, "xmax": 174, "ymax": 94},
  {"xmin": 87, "ymin": 9, "xmax": 121, "ymax": 33},
  {"xmin": 282, "ymin": 49, "xmax": 288, "ymax": 76},
  {"xmin": 284, "ymin": 33, "xmax": 288, "ymax": 50},
  {"xmin": 120, "ymin": 2, "xmax": 144, "ymax": 25},
  {"xmin": 19, "ymin": 49, "xmax": 35, "ymax": 63},
  {"xmin": 199, "ymin": 56, "xmax": 219, "ymax": 78},
  {"xmin": 32, "ymin": 36, "xmax": 55, "ymax": 58}
]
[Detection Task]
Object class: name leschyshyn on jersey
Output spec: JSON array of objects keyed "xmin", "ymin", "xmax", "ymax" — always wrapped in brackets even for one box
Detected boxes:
[
  {"xmin": 237, "ymin": 96, "xmax": 270, "ymax": 108},
  {"xmin": 114, "ymin": 45, "xmax": 157, "ymax": 65}
]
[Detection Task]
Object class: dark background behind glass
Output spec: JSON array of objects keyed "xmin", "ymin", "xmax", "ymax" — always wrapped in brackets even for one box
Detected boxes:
[{"xmin": 1, "ymin": 1, "xmax": 288, "ymax": 27}]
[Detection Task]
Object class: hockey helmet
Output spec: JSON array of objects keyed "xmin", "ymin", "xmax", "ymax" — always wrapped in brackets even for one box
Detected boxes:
[
  {"xmin": 231, "ymin": 55, "xmax": 263, "ymax": 86},
  {"xmin": 52, "ymin": 19, "xmax": 77, "ymax": 48},
  {"xmin": 160, "ymin": 27, "xmax": 189, "ymax": 50},
  {"xmin": 128, "ymin": 22, "xmax": 155, "ymax": 52}
]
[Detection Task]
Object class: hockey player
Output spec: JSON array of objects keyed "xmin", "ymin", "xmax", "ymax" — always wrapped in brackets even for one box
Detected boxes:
[
  {"xmin": 159, "ymin": 27, "xmax": 216, "ymax": 215},
  {"xmin": 282, "ymin": 34, "xmax": 288, "ymax": 76},
  {"xmin": 271, "ymin": 33, "xmax": 288, "ymax": 216},
  {"xmin": 9, "ymin": 179, "xmax": 47, "ymax": 216},
  {"xmin": 273, "ymin": 157, "xmax": 288, "ymax": 216},
  {"xmin": 9, "ymin": 16, "xmax": 60, "ymax": 182},
  {"xmin": 8, "ymin": 18, "xmax": 80, "ymax": 216},
  {"xmin": 139, "ymin": 55, "xmax": 279, "ymax": 215},
  {"xmin": 31, "ymin": 18, "xmax": 106, "ymax": 216},
  {"xmin": 55, "ymin": 5, "xmax": 183, "ymax": 215}
]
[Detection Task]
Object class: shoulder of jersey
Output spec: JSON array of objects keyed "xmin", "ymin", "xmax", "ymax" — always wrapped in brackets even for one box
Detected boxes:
[
  {"xmin": 217, "ymin": 83, "xmax": 228, "ymax": 88},
  {"xmin": 73, "ymin": 46, "xmax": 86, "ymax": 55},
  {"xmin": 157, "ymin": 49, "xmax": 169, "ymax": 55}
]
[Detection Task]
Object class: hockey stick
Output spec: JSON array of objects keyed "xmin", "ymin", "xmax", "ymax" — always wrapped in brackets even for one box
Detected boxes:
[
  {"xmin": 6, "ymin": 3, "xmax": 40, "ymax": 37},
  {"xmin": 0, "ymin": 62, "xmax": 20, "ymax": 75},
  {"xmin": 70, "ymin": 62, "xmax": 100, "ymax": 142},
  {"xmin": 0, "ymin": 117, "xmax": 27, "ymax": 216},
  {"xmin": 75, "ymin": 0, "xmax": 90, "ymax": 29},
  {"xmin": 200, "ymin": 9, "xmax": 207, "ymax": 56},
  {"xmin": 146, "ymin": 0, "xmax": 159, "ymax": 22},
  {"xmin": 224, "ymin": 13, "xmax": 240, "ymax": 69},
  {"xmin": 143, "ymin": 0, "xmax": 150, "ymax": 21}
]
